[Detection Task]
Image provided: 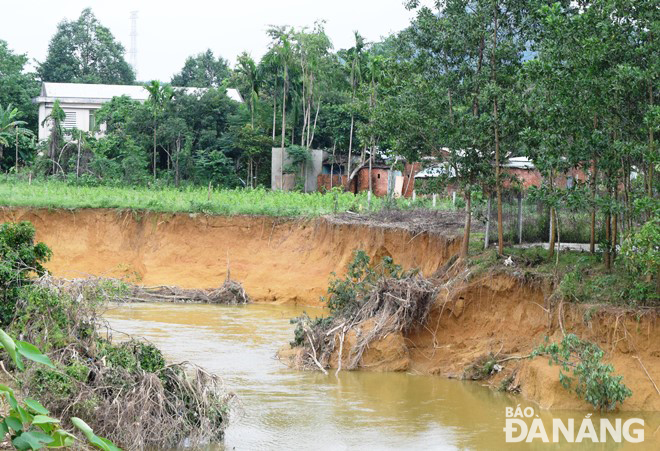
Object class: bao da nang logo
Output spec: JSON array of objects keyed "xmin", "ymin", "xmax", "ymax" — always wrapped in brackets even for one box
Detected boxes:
[{"xmin": 504, "ymin": 405, "xmax": 644, "ymax": 443}]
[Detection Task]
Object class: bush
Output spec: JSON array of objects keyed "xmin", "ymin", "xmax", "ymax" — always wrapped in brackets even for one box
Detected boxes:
[
  {"xmin": 0, "ymin": 222, "xmax": 52, "ymax": 326},
  {"xmin": 323, "ymin": 250, "xmax": 409, "ymax": 315},
  {"xmin": 533, "ymin": 334, "xmax": 632, "ymax": 411}
]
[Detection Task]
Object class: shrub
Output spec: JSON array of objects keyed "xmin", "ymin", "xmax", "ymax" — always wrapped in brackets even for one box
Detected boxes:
[
  {"xmin": 0, "ymin": 222, "xmax": 52, "ymax": 326},
  {"xmin": 533, "ymin": 334, "xmax": 632, "ymax": 411}
]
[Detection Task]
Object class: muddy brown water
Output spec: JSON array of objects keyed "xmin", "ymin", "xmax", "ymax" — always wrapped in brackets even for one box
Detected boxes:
[{"xmin": 104, "ymin": 303, "xmax": 660, "ymax": 450}]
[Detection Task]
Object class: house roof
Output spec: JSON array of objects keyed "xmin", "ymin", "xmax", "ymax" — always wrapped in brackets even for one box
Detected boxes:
[
  {"xmin": 503, "ymin": 156, "xmax": 535, "ymax": 169},
  {"xmin": 34, "ymin": 82, "xmax": 243, "ymax": 104}
]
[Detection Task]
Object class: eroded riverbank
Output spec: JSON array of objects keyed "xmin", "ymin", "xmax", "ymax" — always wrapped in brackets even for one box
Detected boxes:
[{"xmin": 105, "ymin": 302, "xmax": 660, "ymax": 450}]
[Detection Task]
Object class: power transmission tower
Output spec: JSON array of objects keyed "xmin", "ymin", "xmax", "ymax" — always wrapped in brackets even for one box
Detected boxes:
[{"xmin": 129, "ymin": 11, "xmax": 138, "ymax": 78}]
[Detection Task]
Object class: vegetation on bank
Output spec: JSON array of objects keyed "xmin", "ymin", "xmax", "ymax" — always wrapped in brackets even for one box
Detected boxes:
[
  {"xmin": 289, "ymin": 248, "xmax": 653, "ymax": 410},
  {"xmin": 0, "ymin": 222, "xmax": 232, "ymax": 449},
  {"xmin": 0, "ymin": 177, "xmax": 454, "ymax": 217}
]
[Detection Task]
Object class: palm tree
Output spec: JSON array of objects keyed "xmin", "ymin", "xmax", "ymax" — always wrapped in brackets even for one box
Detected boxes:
[
  {"xmin": 41, "ymin": 100, "xmax": 66, "ymax": 174},
  {"xmin": 0, "ymin": 104, "xmax": 33, "ymax": 170},
  {"xmin": 234, "ymin": 53, "xmax": 261, "ymax": 129},
  {"xmin": 145, "ymin": 81, "xmax": 173, "ymax": 180},
  {"xmin": 268, "ymin": 27, "xmax": 294, "ymax": 190}
]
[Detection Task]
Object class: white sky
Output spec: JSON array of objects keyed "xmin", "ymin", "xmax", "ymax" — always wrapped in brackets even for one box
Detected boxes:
[{"xmin": 2, "ymin": 0, "xmax": 424, "ymax": 82}]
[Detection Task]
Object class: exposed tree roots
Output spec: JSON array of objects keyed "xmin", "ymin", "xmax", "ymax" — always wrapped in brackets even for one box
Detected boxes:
[{"xmin": 292, "ymin": 274, "xmax": 438, "ymax": 372}]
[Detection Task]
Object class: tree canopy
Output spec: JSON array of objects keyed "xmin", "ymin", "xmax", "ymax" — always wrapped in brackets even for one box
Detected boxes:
[{"xmin": 38, "ymin": 8, "xmax": 135, "ymax": 84}]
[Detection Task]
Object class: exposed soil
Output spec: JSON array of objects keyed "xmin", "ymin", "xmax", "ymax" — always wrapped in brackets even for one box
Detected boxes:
[
  {"xmin": 1, "ymin": 207, "xmax": 657, "ymax": 412},
  {"xmin": 281, "ymin": 273, "xmax": 659, "ymax": 412},
  {"xmin": 0, "ymin": 207, "xmax": 461, "ymax": 306}
]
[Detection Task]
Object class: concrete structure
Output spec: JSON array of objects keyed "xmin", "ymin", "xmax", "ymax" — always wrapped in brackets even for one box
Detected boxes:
[
  {"xmin": 271, "ymin": 147, "xmax": 325, "ymax": 192},
  {"xmin": 33, "ymin": 82, "xmax": 243, "ymax": 141}
]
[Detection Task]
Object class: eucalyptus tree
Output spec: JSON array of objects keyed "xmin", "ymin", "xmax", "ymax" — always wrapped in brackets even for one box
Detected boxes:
[
  {"xmin": 145, "ymin": 81, "xmax": 174, "ymax": 179},
  {"xmin": 344, "ymin": 32, "xmax": 366, "ymax": 178},
  {"xmin": 294, "ymin": 22, "xmax": 333, "ymax": 150},
  {"xmin": 403, "ymin": 0, "xmax": 500, "ymax": 257}
]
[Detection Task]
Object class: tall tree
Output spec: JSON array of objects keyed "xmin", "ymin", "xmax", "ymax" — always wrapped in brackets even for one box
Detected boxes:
[
  {"xmin": 345, "ymin": 32, "xmax": 366, "ymax": 179},
  {"xmin": 171, "ymin": 49, "xmax": 231, "ymax": 87},
  {"xmin": 38, "ymin": 8, "xmax": 135, "ymax": 84},
  {"xmin": 268, "ymin": 27, "xmax": 295, "ymax": 189},
  {"xmin": 0, "ymin": 40, "xmax": 39, "ymax": 131},
  {"xmin": 145, "ymin": 81, "xmax": 173, "ymax": 179},
  {"xmin": 232, "ymin": 52, "xmax": 261, "ymax": 128}
]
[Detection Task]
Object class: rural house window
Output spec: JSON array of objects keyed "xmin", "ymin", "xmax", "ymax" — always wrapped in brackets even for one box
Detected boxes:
[
  {"xmin": 89, "ymin": 110, "xmax": 96, "ymax": 131},
  {"xmin": 63, "ymin": 111, "xmax": 77, "ymax": 129}
]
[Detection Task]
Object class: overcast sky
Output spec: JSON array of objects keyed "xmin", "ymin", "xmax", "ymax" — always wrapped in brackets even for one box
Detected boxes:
[{"xmin": 2, "ymin": 0, "xmax": 424, "ymax": 82}]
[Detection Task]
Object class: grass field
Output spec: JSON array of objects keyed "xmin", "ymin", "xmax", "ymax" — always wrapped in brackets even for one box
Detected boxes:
[{"xmin": 0, "ymin": 176, "xmax": 455, "ymax": 217}]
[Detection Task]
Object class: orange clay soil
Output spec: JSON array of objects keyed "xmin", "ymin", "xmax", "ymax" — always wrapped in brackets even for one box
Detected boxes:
[
  {"xmin": 281, "ymin": 273, "xmax": 659, "ymax": 411},
  {"xmin": 0, "ymin": 207, "xmax": 460, "ymax": 306},
  {"xmin": 1, "ymin": 207, "xmax": 657, "ymax": 411}
]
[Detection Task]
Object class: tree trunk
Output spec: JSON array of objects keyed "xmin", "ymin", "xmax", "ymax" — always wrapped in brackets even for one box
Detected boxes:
[
  {"xmin": 549, "ymin": 206, "xmax": 556, "ymax": 259},
  {"xmin": 604, "ymin": 208, "xmax": 611, "ymax": 271},
  {"xmin": 76, "ymin": 131, "xmax": 81, "ymax": 178},
  {"xmin": 368, "ymin": 145, "xmax": 373, "ymax": 208},
  {"xmin": 153, "ymin": 126, "xmax": 157, "ymax": 180},
  {"xmin": 590, "ymin": 162, "xmax": 597, "ymax": 253},
  {"xmin": 612, "ymin": 184, "xmax": 618, "ymax": 262},
  {"xmin": 272, "ymin": 77, "xmax": 277, "ymax": 141},
  {"xmin": 649, "ymin": 82, "xmax": 655, "ymax": 197},
  {"xmin": 175, "ymin": 136, "xmax": 181, "ymax": 187},
  {"xmin": 492, "ymin": 2, "xmax": 503, "ymax": 256},
  {"xmin": 348, "ymin": 114, "xmax": 354, "ymax": 185},
  {"xmin": 330, "ymin": 142, "xmax": 336, "ymax": 190},
  {"xmin": 15, "ymin": 128, "xmax": 19, "ymax": 171},
  {"xmin": 280, "ymin": 65, "xmax": 288, "ymax": 190},
  {"xmin": 461, "ymin": 190, "xmax": 472, "ymax": 258},
  {"xmin": 548, "ymin": 174, "xmax": 556, "ymax": 258}
]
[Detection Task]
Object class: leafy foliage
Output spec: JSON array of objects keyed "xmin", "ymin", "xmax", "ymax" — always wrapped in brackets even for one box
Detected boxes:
[
  {"xmin": 38, "ymin": 8, "xmax": 134, "ymax": 84},
  {"xmin": 324, "ymin": 250, "xmax": 409, "ymax": 315},
  {"xmin": 0, "ymin": 327, "xmax": 119, "ymax": 451},
  {"xmin": 0, "ymin": 222, "xmax": 51, "ymax": 326},
  {"xmin": 533, "ymin": 334, "xmax": 632, "ymax": 411}
]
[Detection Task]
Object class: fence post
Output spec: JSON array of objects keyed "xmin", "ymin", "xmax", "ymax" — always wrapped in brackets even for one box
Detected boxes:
[
  {"xmin": 432, "ymin": 193, "xmax": 437, "ymax": 208},
  {"xmin": 484, "ymin": 195, "xmax": 491, "ymax": 250},
  {"xmin": 412, "ymin": 190, "xmax": 416, "ymax": 202},
  {"xmin": 518, "ymin": 192, "xmax": 523, "ymax": 245},
  {"xmin": 452, "ymin": 191, "xmax": 456, "ymax": 207}
]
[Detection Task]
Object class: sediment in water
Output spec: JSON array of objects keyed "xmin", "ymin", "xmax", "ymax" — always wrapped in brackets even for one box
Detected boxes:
[{"xmin": 1, "ymin": 207, "xmax": 658, "ymax": 412}]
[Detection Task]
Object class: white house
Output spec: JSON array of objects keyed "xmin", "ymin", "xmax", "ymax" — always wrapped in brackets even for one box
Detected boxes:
[{"xmin": 33, "ymin": 82, "xmax": 243, "ymax": 141}]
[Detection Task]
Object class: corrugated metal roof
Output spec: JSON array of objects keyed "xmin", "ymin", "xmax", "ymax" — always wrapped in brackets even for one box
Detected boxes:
[
  {"xmin": 38, "ymin": 82, "xmax": 243, "ymax": 103},
  {"xmin": 504, "ymin": 156, "xmax": 535, "ymax": 169}
]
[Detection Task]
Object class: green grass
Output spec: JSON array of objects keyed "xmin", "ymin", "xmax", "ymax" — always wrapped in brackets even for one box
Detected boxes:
[
  {"xmin": 0, "ymin": 176, "xmax": 456, "ymax": 217},
  {"xmin": 470, "ymin": 246, "xmax": 658, "ymax": 307}
]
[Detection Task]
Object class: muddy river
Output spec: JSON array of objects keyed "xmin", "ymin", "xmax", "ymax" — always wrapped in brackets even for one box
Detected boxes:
[{"xmin": 104, "ymin": 303, "xmax": 659, "ymax": 450}]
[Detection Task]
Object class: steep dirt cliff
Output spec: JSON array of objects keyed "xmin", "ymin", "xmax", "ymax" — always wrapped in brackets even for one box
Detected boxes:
[
  {"xmin": 0, "ymin": 208, "xmax": 460, "ymax": 305},
  {"xmin": 280, "ymin": 273, "xmax": 659, "ymax": 412}
]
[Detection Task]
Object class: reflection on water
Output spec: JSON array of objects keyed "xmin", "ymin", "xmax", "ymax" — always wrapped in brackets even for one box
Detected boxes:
[{"xmin": 104, "ymin": 303, "xmax": 659, "ymax": 450}]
